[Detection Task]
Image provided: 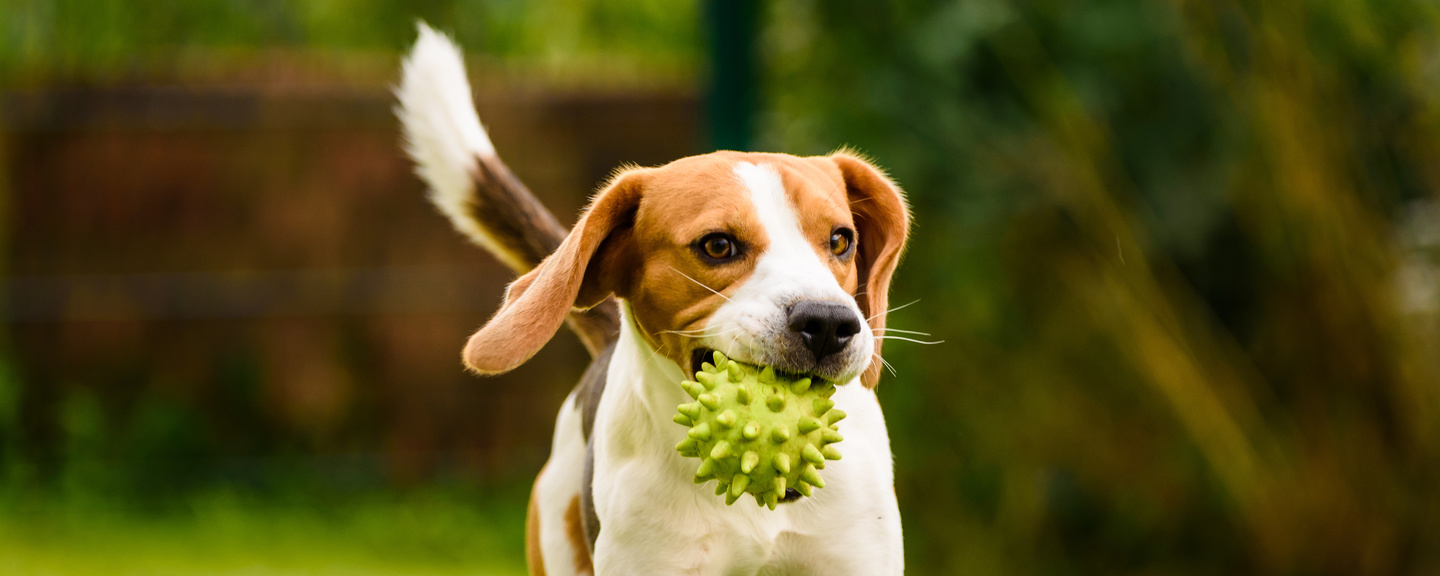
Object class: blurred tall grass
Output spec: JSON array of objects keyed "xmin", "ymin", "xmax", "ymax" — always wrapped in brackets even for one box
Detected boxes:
[
  {"xmin": 3, "ymin": 0, "xmax": 1440, "ymax": 575},
  {"xmin": 763, "ymin": 0, "xmax": 1440, "ymax": 573}
]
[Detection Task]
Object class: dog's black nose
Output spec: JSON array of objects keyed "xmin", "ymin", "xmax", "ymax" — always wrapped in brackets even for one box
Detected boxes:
[{"xmin": 787, "ymin": 301, "xmax": 862, "ymax": 362}]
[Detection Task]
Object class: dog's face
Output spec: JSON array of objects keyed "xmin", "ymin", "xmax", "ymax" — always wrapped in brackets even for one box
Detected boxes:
[
  {"xmin": 462, "ymin": 151, "xmax": 909, "ymax": 388},
  {"xmin": 620, "ymin": 156, "xmax": 873, "ymax": 384}
]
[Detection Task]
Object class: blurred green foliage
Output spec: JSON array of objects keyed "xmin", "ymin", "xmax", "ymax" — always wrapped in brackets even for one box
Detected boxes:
[
  {"xmin": 0, "ymin": 0, "xmax": 699, "ymax": 86},
  {"xmin": 764, "ymin": 0, "xmax": 1440, "ymax": 573}
]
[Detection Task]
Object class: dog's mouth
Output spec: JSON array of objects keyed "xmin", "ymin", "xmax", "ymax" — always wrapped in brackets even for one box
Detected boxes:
[
  {"xmin": 689, "ymin": 348, "xmax": 712, "ymax": 378},
  {"xmin": 688, "ymin": 347, "xmax": 822, "ymax": 384}
]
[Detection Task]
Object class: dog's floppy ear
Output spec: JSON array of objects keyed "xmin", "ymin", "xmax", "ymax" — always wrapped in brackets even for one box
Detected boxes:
[
  {"xmin": 831, "ymin": 152, "xmax": 910, "ymax": 389},
  {"xmin": 463, "ymin": 169, "xmax": 646, "ymax": 374}
]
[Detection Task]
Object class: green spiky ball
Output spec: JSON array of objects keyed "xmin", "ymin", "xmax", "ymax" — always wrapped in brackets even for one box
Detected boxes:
[{"xmin": 673, "ymin": 351, "xmax": 845, "ymax": 510}]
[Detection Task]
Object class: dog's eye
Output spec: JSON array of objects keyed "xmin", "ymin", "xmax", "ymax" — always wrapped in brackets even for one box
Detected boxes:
[
  {"xmin": 697, "ymin": 233, "xmax": 740, "ymax": 262},
  {"xmin": 830, "ymin": 228, "xmax": 855, "ymax": 257}
]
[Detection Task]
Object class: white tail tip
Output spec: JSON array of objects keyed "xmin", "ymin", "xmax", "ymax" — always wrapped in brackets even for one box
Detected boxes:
[{"xmin": 398, "ymin": 22, "xmax": 518, "ymax": 264}]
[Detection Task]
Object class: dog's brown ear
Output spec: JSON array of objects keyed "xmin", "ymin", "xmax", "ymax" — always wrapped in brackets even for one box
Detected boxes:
[
  {"xmin": 831, "ymin": 152, "xmax": 910, "ymax": 389},
  {"xmin": 462, "ymin": 169, "xmax": 646, "ymax": 374}
]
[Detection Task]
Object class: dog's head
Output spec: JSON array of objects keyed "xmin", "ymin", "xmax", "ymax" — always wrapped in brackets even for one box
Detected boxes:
[{"xmin": 462, "ymin": 151, "xmax": 909, "ymax": 388}]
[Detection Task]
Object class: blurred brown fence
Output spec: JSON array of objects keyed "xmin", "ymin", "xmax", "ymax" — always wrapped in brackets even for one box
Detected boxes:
[{"xmin": 1, "ymin": 69, "xmax": 698, "ymax": 486}]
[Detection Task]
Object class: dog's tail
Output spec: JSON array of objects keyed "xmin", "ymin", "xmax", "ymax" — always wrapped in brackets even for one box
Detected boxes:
[{"xmin": 397, "ymin": 23, "xmax": 619, "ymax": 356}]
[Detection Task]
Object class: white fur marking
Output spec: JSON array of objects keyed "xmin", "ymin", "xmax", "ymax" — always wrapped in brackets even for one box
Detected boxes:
[
  {"xmin": 700, "ymin": 162, "xmax": 873, "ymax": 383},
  {"xmin": 535, "ymin": 391, "xmax": 590, "ymax": 576},
  {"xmin": 738, "ymin": 163, "xmax": 833, "ymax": 272}
]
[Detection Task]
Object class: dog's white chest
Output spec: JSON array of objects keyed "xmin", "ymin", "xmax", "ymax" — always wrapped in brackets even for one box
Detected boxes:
[{"xmin": 586, "ymin": 324, "xmax": 903, "ymax": 575}]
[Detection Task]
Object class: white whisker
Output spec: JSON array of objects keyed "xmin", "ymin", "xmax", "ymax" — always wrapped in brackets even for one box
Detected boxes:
[
  {"xmin": 867, "ymin": 299, "xmax": 919, "ymax": 322},
  {"xmin": 667, "ymin": 266, "xmax": 731, "ymax": 302},
  {"xmin": 645, "ymin": 341, "xmax": 670, "ymax": 367},
  {"xmin": 874, "ymin": 336, "xmax": 945, "ymax": 345},
  {"xmin": 872, "ymin": 327, "xmax": 931, "ymax": 336},
  {"xmin": 662, "ymin": 326, "xmax": 724, "ymax": 335},
  {"xmin": 872, "ymin": 352, "xmax": 898, "ymax": 377},
  {"xmin": 660, "ymin": 326, "xmax": 742, "ymax": 340}
]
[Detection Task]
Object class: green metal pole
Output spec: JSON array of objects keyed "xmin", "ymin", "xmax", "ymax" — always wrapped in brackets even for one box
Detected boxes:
[{"xmin": 705, "ymin": 0, "xmax": 759, "ymax": 152}]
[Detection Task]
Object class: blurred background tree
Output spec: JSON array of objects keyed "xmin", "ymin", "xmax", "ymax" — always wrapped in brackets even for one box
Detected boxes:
[{"xmin": 3, "ymin": 0, "xmax": 1440, "ymax": 574}]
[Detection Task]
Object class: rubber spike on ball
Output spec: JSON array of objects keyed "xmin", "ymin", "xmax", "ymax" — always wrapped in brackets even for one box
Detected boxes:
[
  {"xmin": 696, "ymin": 458, "xmax": 717, "ymax": 479},
  {"xmin": 795, "ymin": 482, "xmax": 812, "ymax": 497},
  {"xmin": 800, "ymin": 464, "xmax": 825, "ymax": 488},
  {"xmin": 730, "ymin": 474, "xmax": 749, "ymax": 497},
  {"xmin": 741, "ymin": 451, "xmax": 760, "ymax": 474},
  {"xmin": 791, "ymin": 378, "xmax": 811, "ymax": 394},
  {"xmin": 676, "ymin": 438, "xmax": 698, "ymax": 453},
  {"xmin": 773, "ymin": 453, "xmax": 791, "ymax": 474},
  {"xmin": 802, "ymin": 444, "xmax": 825, "ymax": 466}
]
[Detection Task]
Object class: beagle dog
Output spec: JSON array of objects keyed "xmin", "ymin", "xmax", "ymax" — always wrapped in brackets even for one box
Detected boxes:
[{"xmin": 398, "ymin": 26, "xmax": 909, "ymax": 575}]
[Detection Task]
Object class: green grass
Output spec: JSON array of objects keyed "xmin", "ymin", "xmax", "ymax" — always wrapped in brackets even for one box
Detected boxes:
[{"xmin": 0, "ymin": 488, "xmax": 528, "ymax": 576}]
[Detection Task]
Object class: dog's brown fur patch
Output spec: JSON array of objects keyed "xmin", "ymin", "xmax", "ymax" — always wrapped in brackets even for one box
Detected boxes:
[{"xmin": 565, "ymin": 495, "xmax": 595, "ymax": 575}]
